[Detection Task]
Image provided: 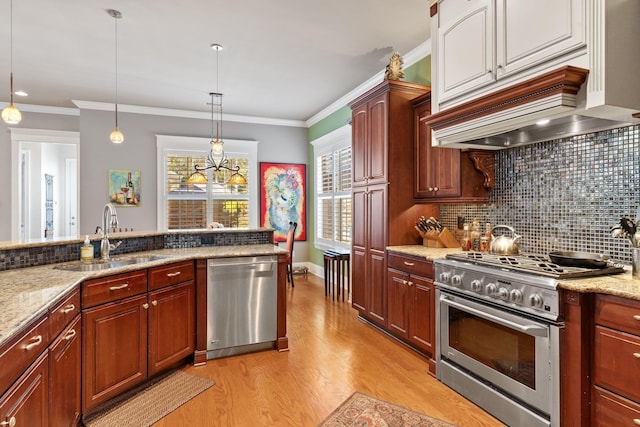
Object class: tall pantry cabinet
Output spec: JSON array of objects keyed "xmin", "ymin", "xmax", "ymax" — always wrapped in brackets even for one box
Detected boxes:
[{"xmin": 349, "ymin": 80, "xmax": 431, "ymax": 327}]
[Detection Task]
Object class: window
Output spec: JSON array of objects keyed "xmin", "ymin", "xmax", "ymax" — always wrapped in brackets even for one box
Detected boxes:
[
  {"xmin": 312, "ymin": 125, "xmax": 352, "ymax": 250},
  {"xmin": 156, "ymin": 135, "xmax": 258, "ymax": 230}
]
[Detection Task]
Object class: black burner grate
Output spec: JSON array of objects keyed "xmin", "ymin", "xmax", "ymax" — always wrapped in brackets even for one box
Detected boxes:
[{"xmin": 446, "ymin": 252, "xmax": 624, "ymax": 279}]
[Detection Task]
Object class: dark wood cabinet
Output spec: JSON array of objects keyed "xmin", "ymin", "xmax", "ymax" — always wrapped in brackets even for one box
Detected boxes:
[
  {"xmin": 82, "ymin": 261, "xmax": 196, "ymax": 412},
  {"xmin": 49, "ymin": 315, "xmax": 81, "ymax": 427},
  {"xmin": 148, "ymin": 281, "xmax": 195, "ymax": 376},
  {"xmin": 387, "ymin": 252, "xmax": 436, "ymax": 373},
  {"xmin": 0, "ymin": 352, "xmax": 48, "ymax": 427},
  {"xmin": 592, "ymin": 294, "xmax": 640, "ymax": 426},
  {"xmin": 349, "ymin": 80, "xmax": 432, "ymax": 326},
  {"xmin": 82, "ymin": 293, "xmax": 148, "ymax": 412},
  {"xmin": 412, "ymin": 92, "xmax": 491, "ymax": 203}
]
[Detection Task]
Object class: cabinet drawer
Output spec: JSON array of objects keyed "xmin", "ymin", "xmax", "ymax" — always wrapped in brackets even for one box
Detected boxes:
[
  {"xmin": 387, "ymin": 253, "xmax": 434, "ymax": 278},
  {"xmin": 593, "ymin": 385, "xmax": 640, "ymax": 427},
  {"xmin": 594, "ymin": 325, "xmax": 640, "ymax": 401},
  {"xmin": 0, "ymin": 315, "xmax": 49, "ymax": 396},
  {"xmin": 595, "ymin": 294, "xmax": 640, "ymax": 334},
  {"xmin": 148, "ymin": 261, "xmax": 194, "ymax": 291},
  {"xmin": 49, "ymin": 287, "xmax": 80, "ymax": 340},
  {"xmin": 82, "ymin": 271, "xmax": 147, "ymax": 308}
]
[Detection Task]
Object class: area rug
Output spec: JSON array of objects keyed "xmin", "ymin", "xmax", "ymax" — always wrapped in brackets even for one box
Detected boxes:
[
  {"xmin": 83, "ymin": 370, "xmax": 214, "ymax": 427},
  {"xmin": 319, "ymin": 392, "xmax": 458, "ymax": 427}
]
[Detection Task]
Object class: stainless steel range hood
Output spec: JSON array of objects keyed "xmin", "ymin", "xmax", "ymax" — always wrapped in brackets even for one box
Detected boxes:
[{"xmin": 427, "ymin": 65, "xmax": 640, "ymax": 150}]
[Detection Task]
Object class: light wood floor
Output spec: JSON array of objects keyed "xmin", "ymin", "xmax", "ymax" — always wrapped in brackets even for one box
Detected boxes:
[{"xmin": 155, "ymin": 274, "xmax": 505, "ymax": 426}]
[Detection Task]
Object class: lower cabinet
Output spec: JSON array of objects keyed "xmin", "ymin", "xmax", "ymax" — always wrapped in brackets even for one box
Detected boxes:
[
  {"xmin": 82, "ymin": 262, "xmax": 195, "ymax": 413},
  {"xmin": 0, "ymin": 352, "xmax": 49, "ymax": 427},
  {"xmin": 386, "ymin": 252, "xmax": 436, "ymax": 373},
  {"xmin": 592, "ymin": 294, "xmax": 640, "ymax": 426},
  {"xmin": 49, "ymin": 315, "xmax": 81, "ymax": 427}
]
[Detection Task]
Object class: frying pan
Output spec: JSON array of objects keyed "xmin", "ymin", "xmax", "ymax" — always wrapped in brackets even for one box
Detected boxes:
[{"xmin": 548, "ymin": 251, "xmax": 609, "ymax": 268}]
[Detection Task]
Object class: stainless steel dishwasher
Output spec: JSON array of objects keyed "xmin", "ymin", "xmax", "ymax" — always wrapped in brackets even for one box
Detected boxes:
[{"xmin": 207, "ymin": 255, "xmax": 278, "ymax": 359}]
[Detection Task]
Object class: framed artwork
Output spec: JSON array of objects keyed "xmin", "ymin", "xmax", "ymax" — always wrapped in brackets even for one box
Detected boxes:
[
  {"xmin": 108, "ymin": 169, "xmax": 141, "ymax": 207},
  {"xmin": 260, "ymin": 162, "xmax": 306, "ymax": 242}
]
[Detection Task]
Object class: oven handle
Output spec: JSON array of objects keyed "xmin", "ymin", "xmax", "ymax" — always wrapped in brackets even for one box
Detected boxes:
[{"xmin": 441, "ymin": 294, "xmax": 549, "ymax": 338}]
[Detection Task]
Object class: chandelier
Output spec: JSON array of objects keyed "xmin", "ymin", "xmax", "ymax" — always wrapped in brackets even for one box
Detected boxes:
[{"xmin": 186, "ymin": 44, "xmax": 247, "ymax": 185}]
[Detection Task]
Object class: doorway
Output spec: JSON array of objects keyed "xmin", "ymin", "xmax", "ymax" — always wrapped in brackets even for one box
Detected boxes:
[{"xmin": 11, "ymin": 128, "xmax": 80, "ymax": 241}]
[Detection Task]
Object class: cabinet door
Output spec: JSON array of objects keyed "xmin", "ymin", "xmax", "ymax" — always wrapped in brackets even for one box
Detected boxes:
[
  {"xmin": 496, "ymin": 0, "xmax": 585, "ymax": 78},
  {"xmin": 437, "ymin": 0, "xmax": 495, "ymax": 102},
  {"xmin": 0, "ymin": 352, "xmax": 48, "ymax": 427},
  {"xmin": 82, "ymin": 294, "xmax": 148, "ymax": 412},
  {"xmin": 367, "ymin": 249, "xmax": 387, "ymax": 327},
  {"xmin": 49, "ymin": 315, "xmax": 81, "ymax": 427},
  {"xmin": 387, "ymin": 269, "xmax": 409, "ymax": 338},
  {"xmin": 431, "ymin": 146, "xmax": 461, "ymax": 198},
  {"xmin": 367, "ymin": 94, "xmax": 388, "ymax": 186},
  {"xmin": 409, "ymin": 275, "xmax": 435, "ymax": 356},
  {"xmin": 148, "ymin": 282, "xmax": 196, "ymax": 376},
  {"xmin": 351, "ymin": 104, "xmax": 369, "ymax": 186},
  {"xmin": 351, "ymin": 246, "xmax": 367, "ymax": 314}
]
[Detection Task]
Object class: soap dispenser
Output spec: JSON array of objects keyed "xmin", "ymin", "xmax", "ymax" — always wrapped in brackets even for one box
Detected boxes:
[{"xmin": 81, "ymin": 235, "xmax": 94, "ymax": 260}]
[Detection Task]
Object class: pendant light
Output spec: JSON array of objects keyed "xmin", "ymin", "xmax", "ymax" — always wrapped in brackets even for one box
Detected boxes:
[
  {"xmin": 186, "ymin": 44, "xmax": 247, "ymax": 185},
  {"xmin": 2, "ymin": 0, "xmax": 22, "ymax": 125},
  {"xmin": 107, "ymin": 9, "xmax": 124, "ymax": 144}
]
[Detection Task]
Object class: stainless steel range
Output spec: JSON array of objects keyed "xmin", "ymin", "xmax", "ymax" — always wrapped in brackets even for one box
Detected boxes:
[{"xmin": 435, "ymin": 252, "xmax": 624, "ymax": 427}]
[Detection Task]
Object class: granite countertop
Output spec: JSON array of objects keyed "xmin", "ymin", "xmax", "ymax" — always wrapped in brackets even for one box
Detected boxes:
[
  {"xmin": 386, "ymin": 245, "xmax": 640, "ymax": 302},
  {"xmin": 0, "ymin": 244, "xmax": 287, "ymax": 347}
]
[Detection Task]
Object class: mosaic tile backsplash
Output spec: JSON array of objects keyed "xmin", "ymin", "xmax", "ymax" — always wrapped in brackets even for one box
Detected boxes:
[{"xmin": 440, "ymin": 125, "xmax": 640, "ymax": 263}]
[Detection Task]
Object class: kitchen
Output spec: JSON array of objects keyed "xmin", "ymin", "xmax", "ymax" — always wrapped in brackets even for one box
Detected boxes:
[{"xmin": 2, "ymin": 1, "xmax": 640, "ymax": 426}]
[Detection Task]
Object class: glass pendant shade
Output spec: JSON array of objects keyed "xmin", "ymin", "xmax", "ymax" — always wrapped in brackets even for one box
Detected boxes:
[
  {"xmin": 227, "ymin": 172, "xmax": 248, "ymax": 185},
  {"xmin": 186, "ymin": 171, "xmax": 208, "ymax": 184},
  {"xmin": 110, "ymin": 127, "xmax": 124, "ymax": 144},
  {"xmin": 211, "ymin": 139, "xmax": 224, "ymax": 154}
]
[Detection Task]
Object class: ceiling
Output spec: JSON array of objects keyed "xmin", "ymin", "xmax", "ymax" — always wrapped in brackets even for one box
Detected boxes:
[{"xmin": 0, "ymin": 0, "xmax": 431, "ymax": 124}]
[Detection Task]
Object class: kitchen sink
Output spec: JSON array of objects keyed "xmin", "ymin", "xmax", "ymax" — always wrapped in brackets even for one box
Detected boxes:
[{"xmin": 54, "ymin": 255, "xmax": 168, "ymax": 272}]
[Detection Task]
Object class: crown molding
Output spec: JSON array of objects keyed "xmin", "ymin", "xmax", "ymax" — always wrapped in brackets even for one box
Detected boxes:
[
  {"xmin": 306, "ymin": 38, "xmax": 431, "ymax": 127},
  {"xmin": 0, "ymin": 102, "xmax": 79, "ymax": 116},
  {"xmin": 71, "ymin": 100, "xmax": 307, "ymax": 128}
]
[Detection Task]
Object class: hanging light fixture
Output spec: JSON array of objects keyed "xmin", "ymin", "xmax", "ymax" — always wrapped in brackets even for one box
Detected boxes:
[
  {"xmin": 2, "ymin": 0, "xmax": 22, "ymax": 125},
  {"xmin": 186, "ymin": 44, "xmax": 247, "ymax": 185},
  {"xmin": 107, "ymin": 9, "xmax": 124, "ymax": 144}
]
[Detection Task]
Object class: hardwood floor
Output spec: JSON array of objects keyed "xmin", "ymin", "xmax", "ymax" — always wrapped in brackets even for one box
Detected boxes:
[{"xmin": 155, "ymin": 274, "xmax": 505, "ymax": 426}]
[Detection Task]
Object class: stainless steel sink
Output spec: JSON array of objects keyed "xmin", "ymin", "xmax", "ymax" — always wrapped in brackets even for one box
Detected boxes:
[{"xmin": 54, "ymin": 255, "xmax": 168, "ymax": 272}]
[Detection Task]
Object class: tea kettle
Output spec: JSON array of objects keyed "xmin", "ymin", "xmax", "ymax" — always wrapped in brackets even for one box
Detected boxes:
[{"xmin": 490, "ymin": 225, "xmax": 522, "ymax": 255}]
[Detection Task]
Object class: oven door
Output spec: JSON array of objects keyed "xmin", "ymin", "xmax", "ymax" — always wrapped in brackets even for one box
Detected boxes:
[{"xmin": 437, "ymin": 289, "xmax": 559, "ymax": 417}]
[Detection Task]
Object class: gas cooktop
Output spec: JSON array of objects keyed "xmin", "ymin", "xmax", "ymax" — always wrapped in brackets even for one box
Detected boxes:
[{"xmin": 445, "ymin": 252, "xmax": 625, "ymax": 280}]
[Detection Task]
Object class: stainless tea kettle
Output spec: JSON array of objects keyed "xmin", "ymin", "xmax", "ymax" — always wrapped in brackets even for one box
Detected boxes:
[{"xmin": 490, "ymin": 225, "xmax": 522, "ymax": 255}]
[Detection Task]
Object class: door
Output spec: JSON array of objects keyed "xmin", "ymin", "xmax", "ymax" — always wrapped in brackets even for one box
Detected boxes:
[
  {"xmin": 49, "ymin": 315, "xmax": 81, "ymax": 427},
  {"xmin": 65, "ymin": 158, "xmax": 78, "ymax": 237},
  {"xmin": 366, "ymin": 185, "xmax": 387, "ymax": 326},
  {"xmin": 148, "ymin": 282, "xmax": 195, "ymax": 376},
  {"xmin": 496, "ymin": 0, "xmax": 586, "ymax": 78},
  {"xmin": 387, "ymin": 269, "xmax": 409, "ymax": 338},
  {"xmin": 437, "ymin": 0, "xmax": 495, "ymax": 103},
  {"xmin": 409, "ymin": 275, "xmax": 434, "ymax": 355},
  {"xmin": 82, "ymin": 294, "xmax": 148, "ymax": 412},
  {"xmin": 0, "ymin": 352, "xmax": 48, "ymax": 427}
]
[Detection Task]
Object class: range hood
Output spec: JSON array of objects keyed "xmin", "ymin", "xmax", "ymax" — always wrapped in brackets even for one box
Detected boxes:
[{"xmin": 427, "ymin": 66, "xmax": 640, "ymax": 150}]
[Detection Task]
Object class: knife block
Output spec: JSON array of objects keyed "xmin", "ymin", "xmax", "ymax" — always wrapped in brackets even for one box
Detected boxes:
[{"xmin": 415, "ymin": 226, "xmax": 460, "ymax": 248}]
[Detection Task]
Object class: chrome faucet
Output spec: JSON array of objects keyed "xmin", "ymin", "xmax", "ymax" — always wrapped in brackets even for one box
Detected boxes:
[{"xmin": 99, "ymin": 203, "xmax": 122, "ymax": 259}]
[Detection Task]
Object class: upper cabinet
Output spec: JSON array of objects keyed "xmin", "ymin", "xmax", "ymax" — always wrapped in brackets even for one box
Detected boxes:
[{"xmin": 435, "ymin": 0, "xmax": 585, "ymax": 108}]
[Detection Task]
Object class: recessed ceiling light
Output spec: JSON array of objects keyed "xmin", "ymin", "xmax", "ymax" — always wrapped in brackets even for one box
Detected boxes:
[
  {"xmin": 14, "ymin": 90, "xmax": 28, "ymax": 97},
  {"xmin": 536, "ymin": 119, "xmax": 550, "ymax": 126}
]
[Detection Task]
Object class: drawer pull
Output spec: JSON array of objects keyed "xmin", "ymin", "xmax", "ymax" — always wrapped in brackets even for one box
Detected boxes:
[
  {"xmin": 634, "ymin": 315, "xmax": 640, "ymax": 321},
  {"xmin": 61, "ymin": 304, "xmax": 76, "ymax": 314},
  {"xmin": 633, "ymin": 353, "xmax": 640, "ymax": 359},
  {"xmin": 63, "ymin": 329, "xmax": 77, "ymax": 341},
  {"xmin": 634, "ymin": 419, "xmax": 640, "ymax": 426},
  {"xmin": 109, "ymin": 283, "xmax": 129, "ymax": 291},
  {"xmin": 166, "ymin": 271, "xmax": 182, "ymax": 278},
  {"xmin": 403, "ymin": 261, "xmax": 415, "ymax": 266},
  {"xmin": 24, "ymin": 335, "xmax": 43, "ymax": 351},
  {"xmin": 0, "ymin": 416, "xmax": 16, "ymax": 427}
]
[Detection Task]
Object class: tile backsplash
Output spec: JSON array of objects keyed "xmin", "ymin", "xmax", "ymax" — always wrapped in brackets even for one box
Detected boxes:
[{"xmin": 440, "ymin": 125, "xmax": 640, "ymax": 263}]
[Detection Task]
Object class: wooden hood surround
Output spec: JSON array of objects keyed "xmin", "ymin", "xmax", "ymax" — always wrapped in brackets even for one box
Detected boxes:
[{"xmin": 425, "ymin": 66, "xmax": 589, "ymax": 141}]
